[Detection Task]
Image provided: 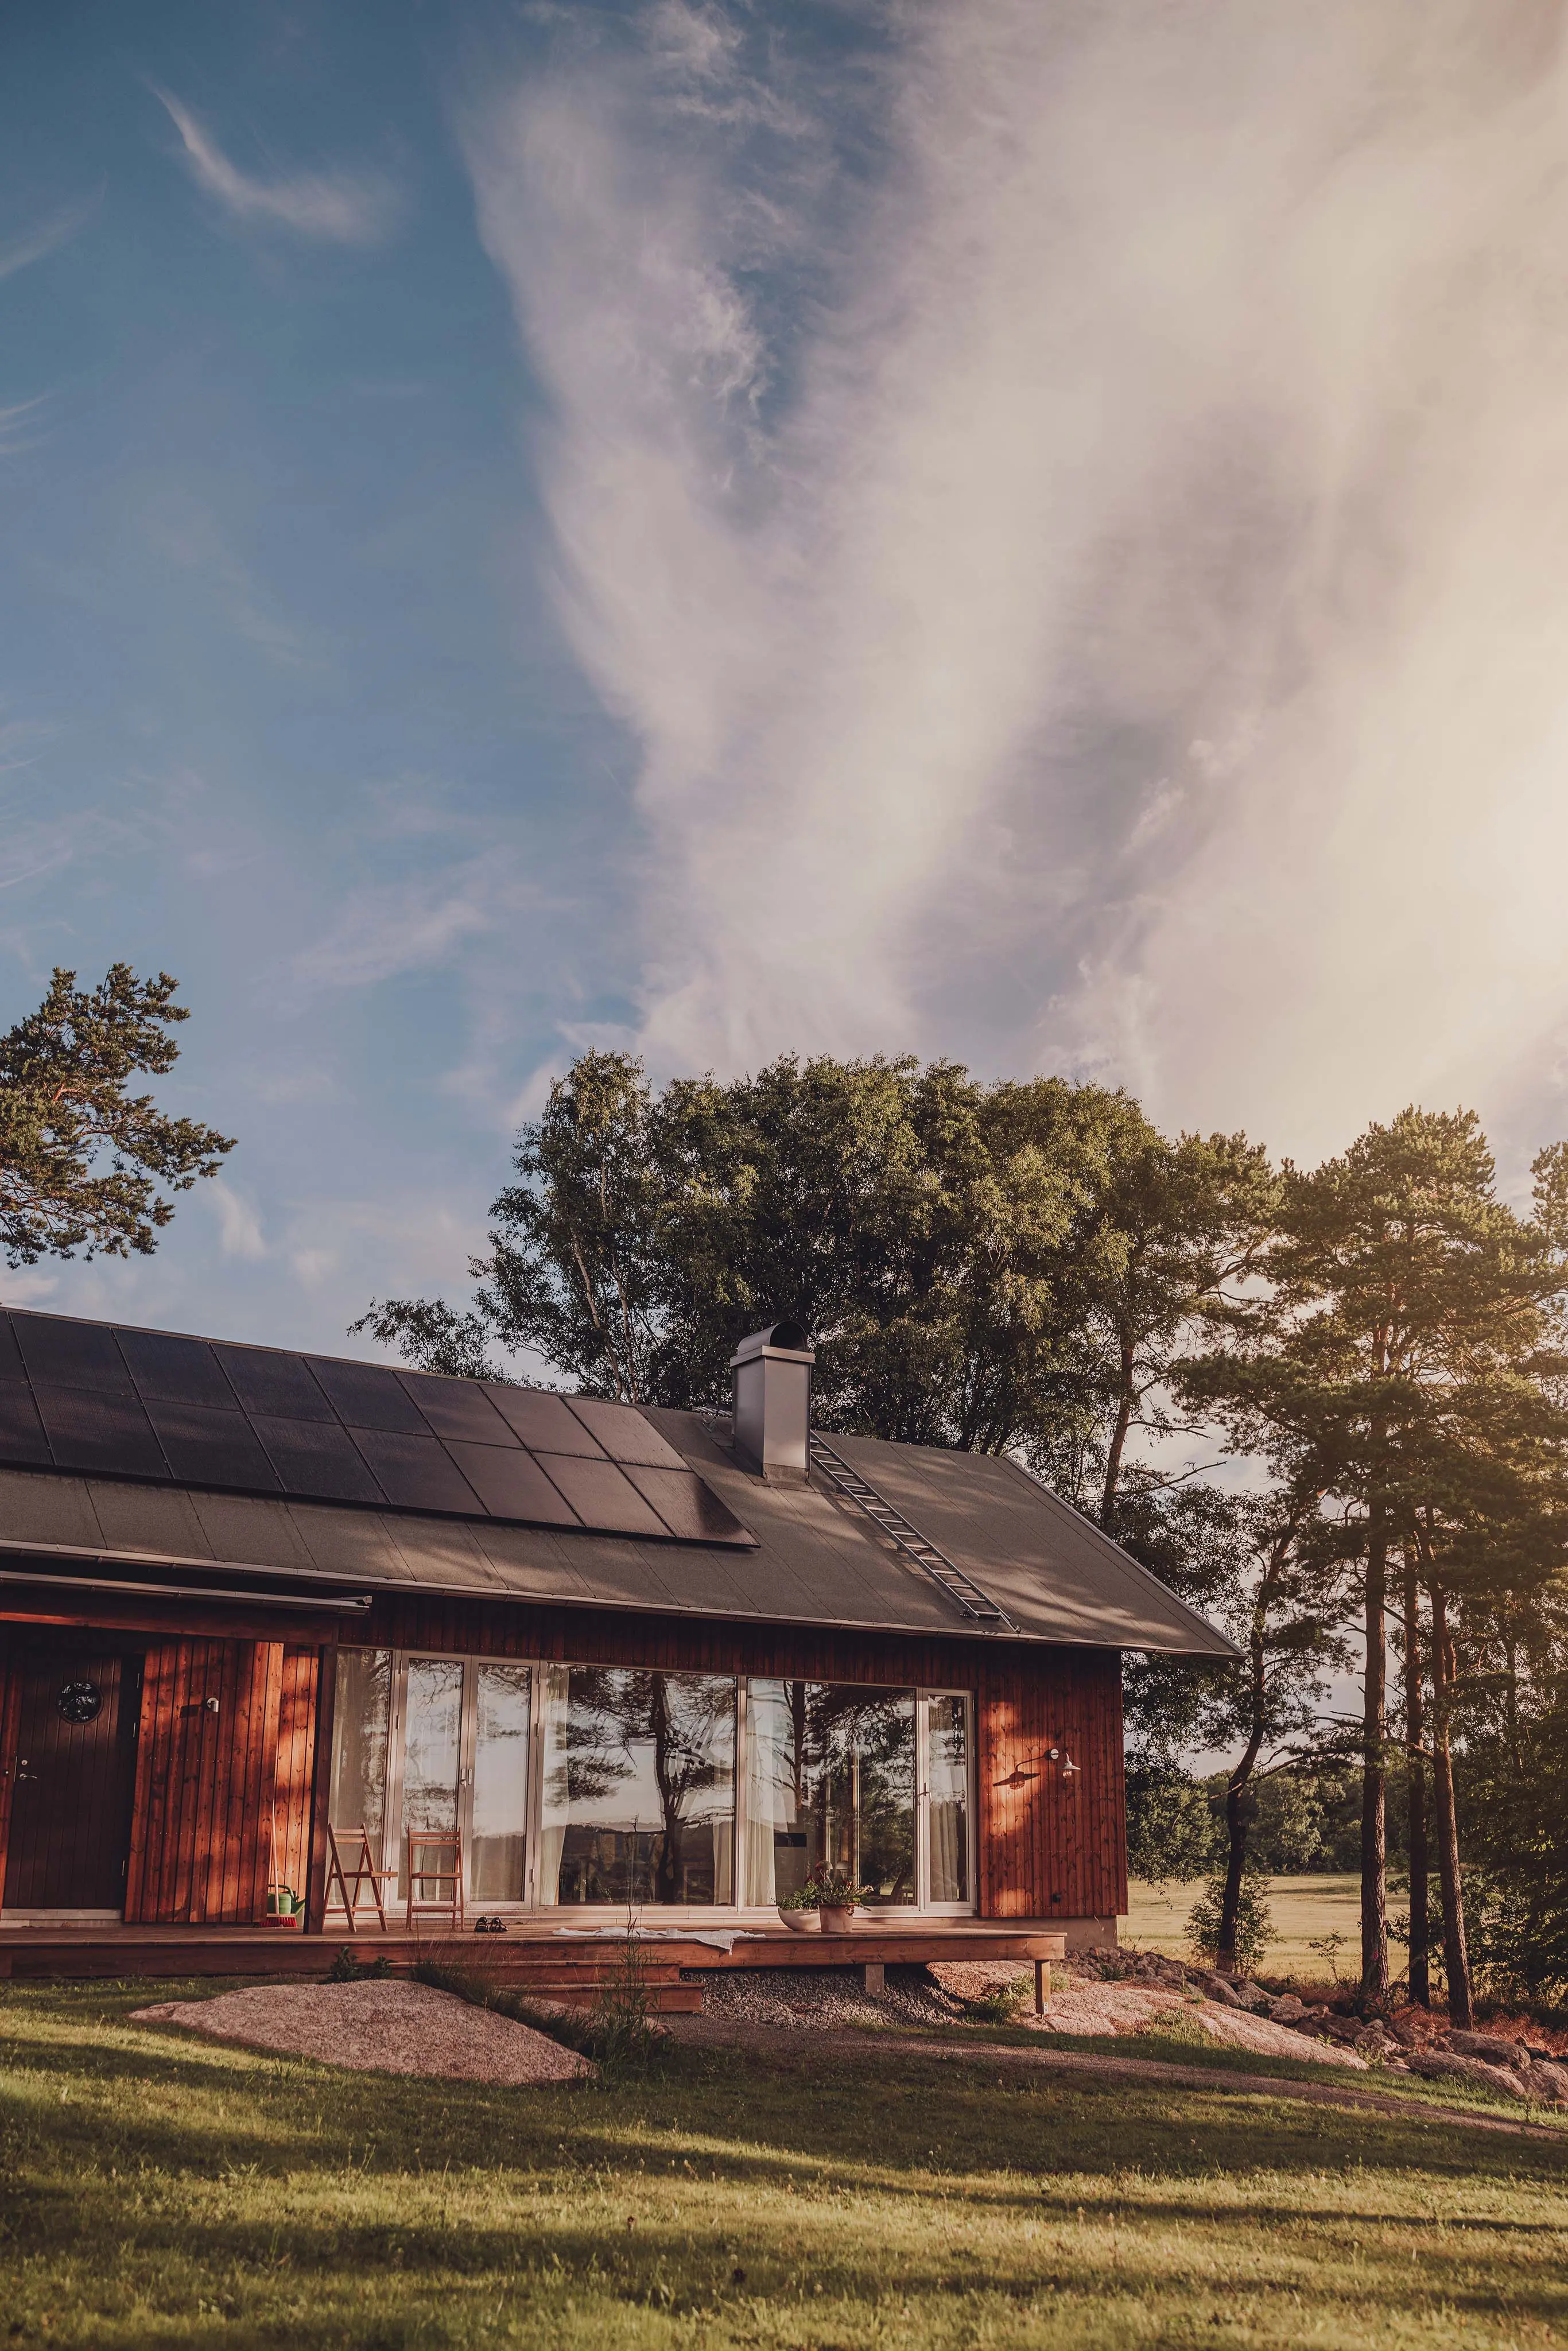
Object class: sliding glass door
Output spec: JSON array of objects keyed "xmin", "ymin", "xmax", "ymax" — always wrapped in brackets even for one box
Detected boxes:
[
  {"xmin": 329, "ymin": 1649, "xmax": 972, "ymax": 1914},
  {"xmin": 471, "ymin": 1664, "xmax": 531, "ymax": 1903},
  {"xmin": 538, "ymin": 1667, "xmax": 735, "ymax": 1905}
]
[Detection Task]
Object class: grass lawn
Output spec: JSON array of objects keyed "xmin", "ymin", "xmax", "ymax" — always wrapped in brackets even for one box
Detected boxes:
[
  {"xmin": 1124, "ymin": 1873, "xmax": 1364, "ymax": 1976},
  {"xmin": 5, "ymin": 1980, "xmax": 1568, "ymax": 2348}
]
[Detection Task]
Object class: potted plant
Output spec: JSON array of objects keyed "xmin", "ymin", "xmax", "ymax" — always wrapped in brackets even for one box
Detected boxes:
[
  {"xmin": 802, "ymin": 1867, "xmax": 866, "ymax": 1934},
  {"xmin": 777, "ymin": 1886, "xmax": 820, "ymax": 1933}
]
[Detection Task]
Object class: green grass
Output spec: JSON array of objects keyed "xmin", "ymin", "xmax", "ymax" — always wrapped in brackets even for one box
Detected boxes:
[
  {"xmin": 5, "ymin": 1978, "xmax": 1568, "ymax": 2349},
  {"xmin": 1124, "ymin": 1873, "xmax": 1363, "ymax": 1976}
]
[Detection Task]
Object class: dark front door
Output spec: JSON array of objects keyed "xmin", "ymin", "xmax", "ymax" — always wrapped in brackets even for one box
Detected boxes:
[{"xmin": 2, "ymin": 1648, "xmax": 141, "ymax": 1911}]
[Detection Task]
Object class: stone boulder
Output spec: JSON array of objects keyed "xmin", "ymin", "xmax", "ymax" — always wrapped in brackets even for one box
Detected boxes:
[
  {"xmin": 1232, "ymin": 1982, "xmax": 1272, "ymax": 2012},
  {"xmin": 1519, "ymin": 2057, "xmax": 1568, "ymax": 2102},
  {"xmin": 1410, "ymin": 2050, "xmax": 1527, "ymax": 2100},
  {"xmin": 1268, "ymin": 1993, "xmax": 1306, "ymax": 2024},
  {"xmin": 1448, "ymin": 2030, "xmax": 1522, "ymax": 2066},
  {"xmin": 1198, "ymin": 1973, "xmax": 1245, "ymax": 2008}
]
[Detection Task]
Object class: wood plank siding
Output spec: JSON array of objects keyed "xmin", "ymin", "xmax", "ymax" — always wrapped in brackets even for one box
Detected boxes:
[
  {"xmin": 4, "ymin": 1592, "xmax": 1125, "ymax": 1923},
  {"xmin": 123, "ymin": 1640, "xmax": 320, "ymax": 1926}
]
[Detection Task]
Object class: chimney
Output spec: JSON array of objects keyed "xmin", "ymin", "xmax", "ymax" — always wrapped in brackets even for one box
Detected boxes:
[{"xmin": 729, "ymin": 1321, "xmax": 814, "ymax": 1484}]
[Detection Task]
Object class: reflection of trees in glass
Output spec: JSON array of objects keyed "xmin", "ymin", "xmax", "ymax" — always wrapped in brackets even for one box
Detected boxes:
[
  {"xmin": 554, "ymin": 1669, "xmax": 735, "ymax": 1905},
  {"xmin": 755, "ymin": 1681, "xmax": 915, "ymax": 1905},
  {"xmin": 329, "ymin": 1648, "xmax": 391, "ymax": 1846}
]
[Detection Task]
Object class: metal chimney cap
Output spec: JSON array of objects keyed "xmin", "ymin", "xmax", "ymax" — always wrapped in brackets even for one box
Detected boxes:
[{"xmin": 729, "ymin": 1320, "xmax": 814, "ymax": 1367}]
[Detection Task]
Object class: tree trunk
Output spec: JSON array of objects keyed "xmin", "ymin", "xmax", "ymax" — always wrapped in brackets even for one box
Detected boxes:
[
  {"xmin": 1216, "ymin": 1772, "xmax": 1251, "ymax": 1972},
  {"xmin": 1361, "ymin": 1507, "xmax": 1390, "ymax": 2004},
  {"xmin": 1216, "ymin": 1589, "xmax": 1270, "ymax": 1972},
  {"xmin": 1099, "ymin": 1338, "xmax": 1136, "ymax": 1531},
  {"xmin": 1403, "ymin": 1553, "xmax": 1430, "ymax": 2007},
  {"xmin": 1430, "ymin": 1581, "xmax": 1473, "ymax": 2028}
]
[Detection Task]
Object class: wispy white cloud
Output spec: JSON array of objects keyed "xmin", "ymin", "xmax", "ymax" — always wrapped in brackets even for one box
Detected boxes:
[
  {"xmin": 154, "ymin": 87, "xmax": 398, "ymax": 246},
  {"xmin": 467, "ymin": 0, "xmax": 1568, "ymax": 1166},
  {"xmin": 286, "ymin": 860, "xmax": 522, "ymax": 996},
  {"xmin": 145, "ymin": 490, "xmax": 319, "ymax": 666},
  {"xmin": 206, "ymin": 1178, "xmax": 267, "ymax": 1261},
  {"xmin": 0, "ymin": 192, "xmax": 97, "ymax": 281}
]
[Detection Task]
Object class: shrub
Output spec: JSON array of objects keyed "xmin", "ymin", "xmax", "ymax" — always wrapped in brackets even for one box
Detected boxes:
[
  {"xmin": 328, "ymin": 1947, "xmax": 393, "ymax": 1983},
  {"xmin": 1186, "ymin": 1875, "xmax": 1273, "ymax": 1973}
]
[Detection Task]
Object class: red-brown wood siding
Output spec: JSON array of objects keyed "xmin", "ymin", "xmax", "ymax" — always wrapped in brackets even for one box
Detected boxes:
[
  {"xmin": 0, "ymin": 1650, "xmax": 22, "ymax": 1902},
  {"xmin": 975, "ymin": 1647, "xmax": 1125, "ymax": 1920},
  {"xmin": 124, "ymin": 1640, "xmax": 319, "ymax": 1925},
  {"xmin": 356, "ymin": 1594, "xmax": 1128, "ymax": 1921}
]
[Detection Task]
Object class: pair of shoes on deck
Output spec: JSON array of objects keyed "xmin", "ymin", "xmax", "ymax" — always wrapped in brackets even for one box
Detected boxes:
[{"xmin": 473, "ymin": 1915, "xmax": 508, "ymax": 1934}]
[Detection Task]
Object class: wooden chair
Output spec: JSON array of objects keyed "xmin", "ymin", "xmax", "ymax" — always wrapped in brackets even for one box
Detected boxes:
[
  {"xmin": 405, "ymin": 1829, "xmax": 464, "ymax": 1931},
  {"xmin": 325, "ymin": 1825, "xmax": 395, "ymax": 1933}
]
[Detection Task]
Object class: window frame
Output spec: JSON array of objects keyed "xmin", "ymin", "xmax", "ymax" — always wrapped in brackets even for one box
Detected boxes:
[{"xmin": 333, "ymin": 1647, "xmax": 977, "ymax": 1919}]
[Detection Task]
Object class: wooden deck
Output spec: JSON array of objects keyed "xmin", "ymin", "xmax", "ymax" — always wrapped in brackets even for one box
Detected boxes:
[{"xmin": 0, "ymin": 1919, "xmax": 1069, "ymax": 2014}]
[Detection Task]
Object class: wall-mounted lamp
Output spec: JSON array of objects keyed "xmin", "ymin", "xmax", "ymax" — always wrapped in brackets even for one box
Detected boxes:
[{"xmin": 993, "ymin": 1746, "xmax": 1080, "ymax": 1790}]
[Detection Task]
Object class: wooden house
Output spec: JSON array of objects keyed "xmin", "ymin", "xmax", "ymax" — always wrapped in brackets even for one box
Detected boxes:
[{"xmin": 0, "ymin": 1312, "xmax": 1229, "ymax": 1988}]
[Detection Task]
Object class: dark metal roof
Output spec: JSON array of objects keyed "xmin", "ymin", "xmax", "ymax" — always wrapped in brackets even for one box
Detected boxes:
[{"xmin": 0, "ymin": 1361, "xmax": 1235, "ymax": 1654}]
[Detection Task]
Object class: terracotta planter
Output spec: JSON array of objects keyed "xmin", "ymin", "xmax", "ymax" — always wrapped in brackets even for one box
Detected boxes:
[
  {"xmin": 778, "ymin": 1906, "xmax": 819, "ymax": 1933},
  {"xmin": 820, "ymin": 1904, "xmax": 855, "ymax": 1934}
]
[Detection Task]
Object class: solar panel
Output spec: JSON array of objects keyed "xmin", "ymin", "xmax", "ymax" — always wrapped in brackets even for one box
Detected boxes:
[
  {"xmin": 622, "ymin": 1463, "xmax": 755, "ymax": 1546},
  {"xmin": 0, "ymin": 1310, "xmax": 755, "ymax": 1546},
  {"xmin": 482, "ymin": 1385, "xmax": 604, "ymax": 1456},
  {"xmin": 250, "ymin": 1415, "xmax": 387, "ymax": 1504},
  {"xmin": 398, "ymin": 1373, "xmax": 518, "ymax": 1446},
  {"xmin": 445, "ymin": 1441, "xmax": 584, "ymax": 1526},
  {"xmin": 533, "ymin": 1453, "xmax": 669, "ymax": 1539},
  {"xmin": 349, "ymin": 1429, "xmax": 483, "ymax": 1514},
  {"xmin": 565, "ymin": 1396, "xmax": 688, "ymax": 1469},
  {"xmin": 118, "ymin": 1329, "xmax": 239, "ymax": 1410},
  {"xmin": 0, "ymin": 1317, "xmax": 30, "ymax": 1383},
  {"xmin": 0, "ymin": 1379, "xmax": 52, "ymax": 1463},
  {"xmin": 32, "ymin": 1386, "xmax": 168, "ymax": 1478},
  {"xmin": 308, "ymin": 1357, "xmax": 429, "ymax": 1433},
  {"xmin": 216, "ymin": 1346, "xmax": 337, "ymax": 1422},
  {"xmin": 13, "ymin": 1314, "xmax": 134, "ymax": 1394},
  {"xmin": 143, "ymin": 1399, "xmax": 282, "ymax": 1492}
]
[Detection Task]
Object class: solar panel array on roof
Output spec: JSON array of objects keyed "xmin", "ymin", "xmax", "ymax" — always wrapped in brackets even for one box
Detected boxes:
[{"xmin": 0, "ymin": 1312, "xmax": 756, "ymax": 1549}]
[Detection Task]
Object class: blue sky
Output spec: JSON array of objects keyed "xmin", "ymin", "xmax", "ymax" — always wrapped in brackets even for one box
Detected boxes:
[{"xmin": 9, "ymin": 0, "xmax": 1568, "ymax": 1363}]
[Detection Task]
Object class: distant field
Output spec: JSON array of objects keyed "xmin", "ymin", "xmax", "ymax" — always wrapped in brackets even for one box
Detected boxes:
[{"xmin": 1124, "ymin": 1873, "xmax": 1363, "ymax": 1977}]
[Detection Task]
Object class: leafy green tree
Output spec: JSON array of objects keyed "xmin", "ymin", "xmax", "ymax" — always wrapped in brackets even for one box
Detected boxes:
[
  {"xmin": 0, "ymin": 964, "xmax": 234, "ymax": 1265},
  {"xmin": 356, "ymin": 1050, "xmax": 1268, "ymax": 1506},
  {"xmin": 358, "ymin": 1052, "xmax": 669, "ymax": 1395},
  {"xmin": 1121, "ymin": 1475, "xmax": 1348, "ymax": 1970},
  {"xmin": 1124, "ymin": 1758, "xmax": 1217, "ymax": 1886},
  {"xmin": 1182, "ymin": 1108, "xmax": 1568, "ymax": 2008}
]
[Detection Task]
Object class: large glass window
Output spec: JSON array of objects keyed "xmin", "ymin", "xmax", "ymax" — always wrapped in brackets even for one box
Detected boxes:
[
  {"xmin": 328, "ymin": 1648, "xmax": 971, "ymax": 1914},
  {"xmin": 540, "ymin": 1667, "xmax": 735, "ymax": 1905},
  {"xmin": 402, "ymin": 1657, "xmax": 463, "ymax": 1837},
  {"xmin": 471, "ymin": 1663, "xmax": 531, "ymax": 1902},
  {"xmin": 744, "ymin": 1680, "xmax": 917, "ymax": 1907},
  {"xmin": 927, "ymin": 1692, "xmax": 971, "ymax": 1905},
  {"xmin": 328, "ymin": 1647, "xmax": 391, "ymax": 1849}
]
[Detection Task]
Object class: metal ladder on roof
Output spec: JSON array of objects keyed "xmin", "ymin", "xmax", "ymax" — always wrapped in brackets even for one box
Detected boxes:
[{"xmin": 808, "ymin": 1435, "xmax": 1015, "ymax": 1629}]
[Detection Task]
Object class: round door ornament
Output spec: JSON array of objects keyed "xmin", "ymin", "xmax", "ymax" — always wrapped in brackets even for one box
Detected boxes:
[{"xmin": 55, "ymin": 1679, "xmax": 103, "ymax": 1725}]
